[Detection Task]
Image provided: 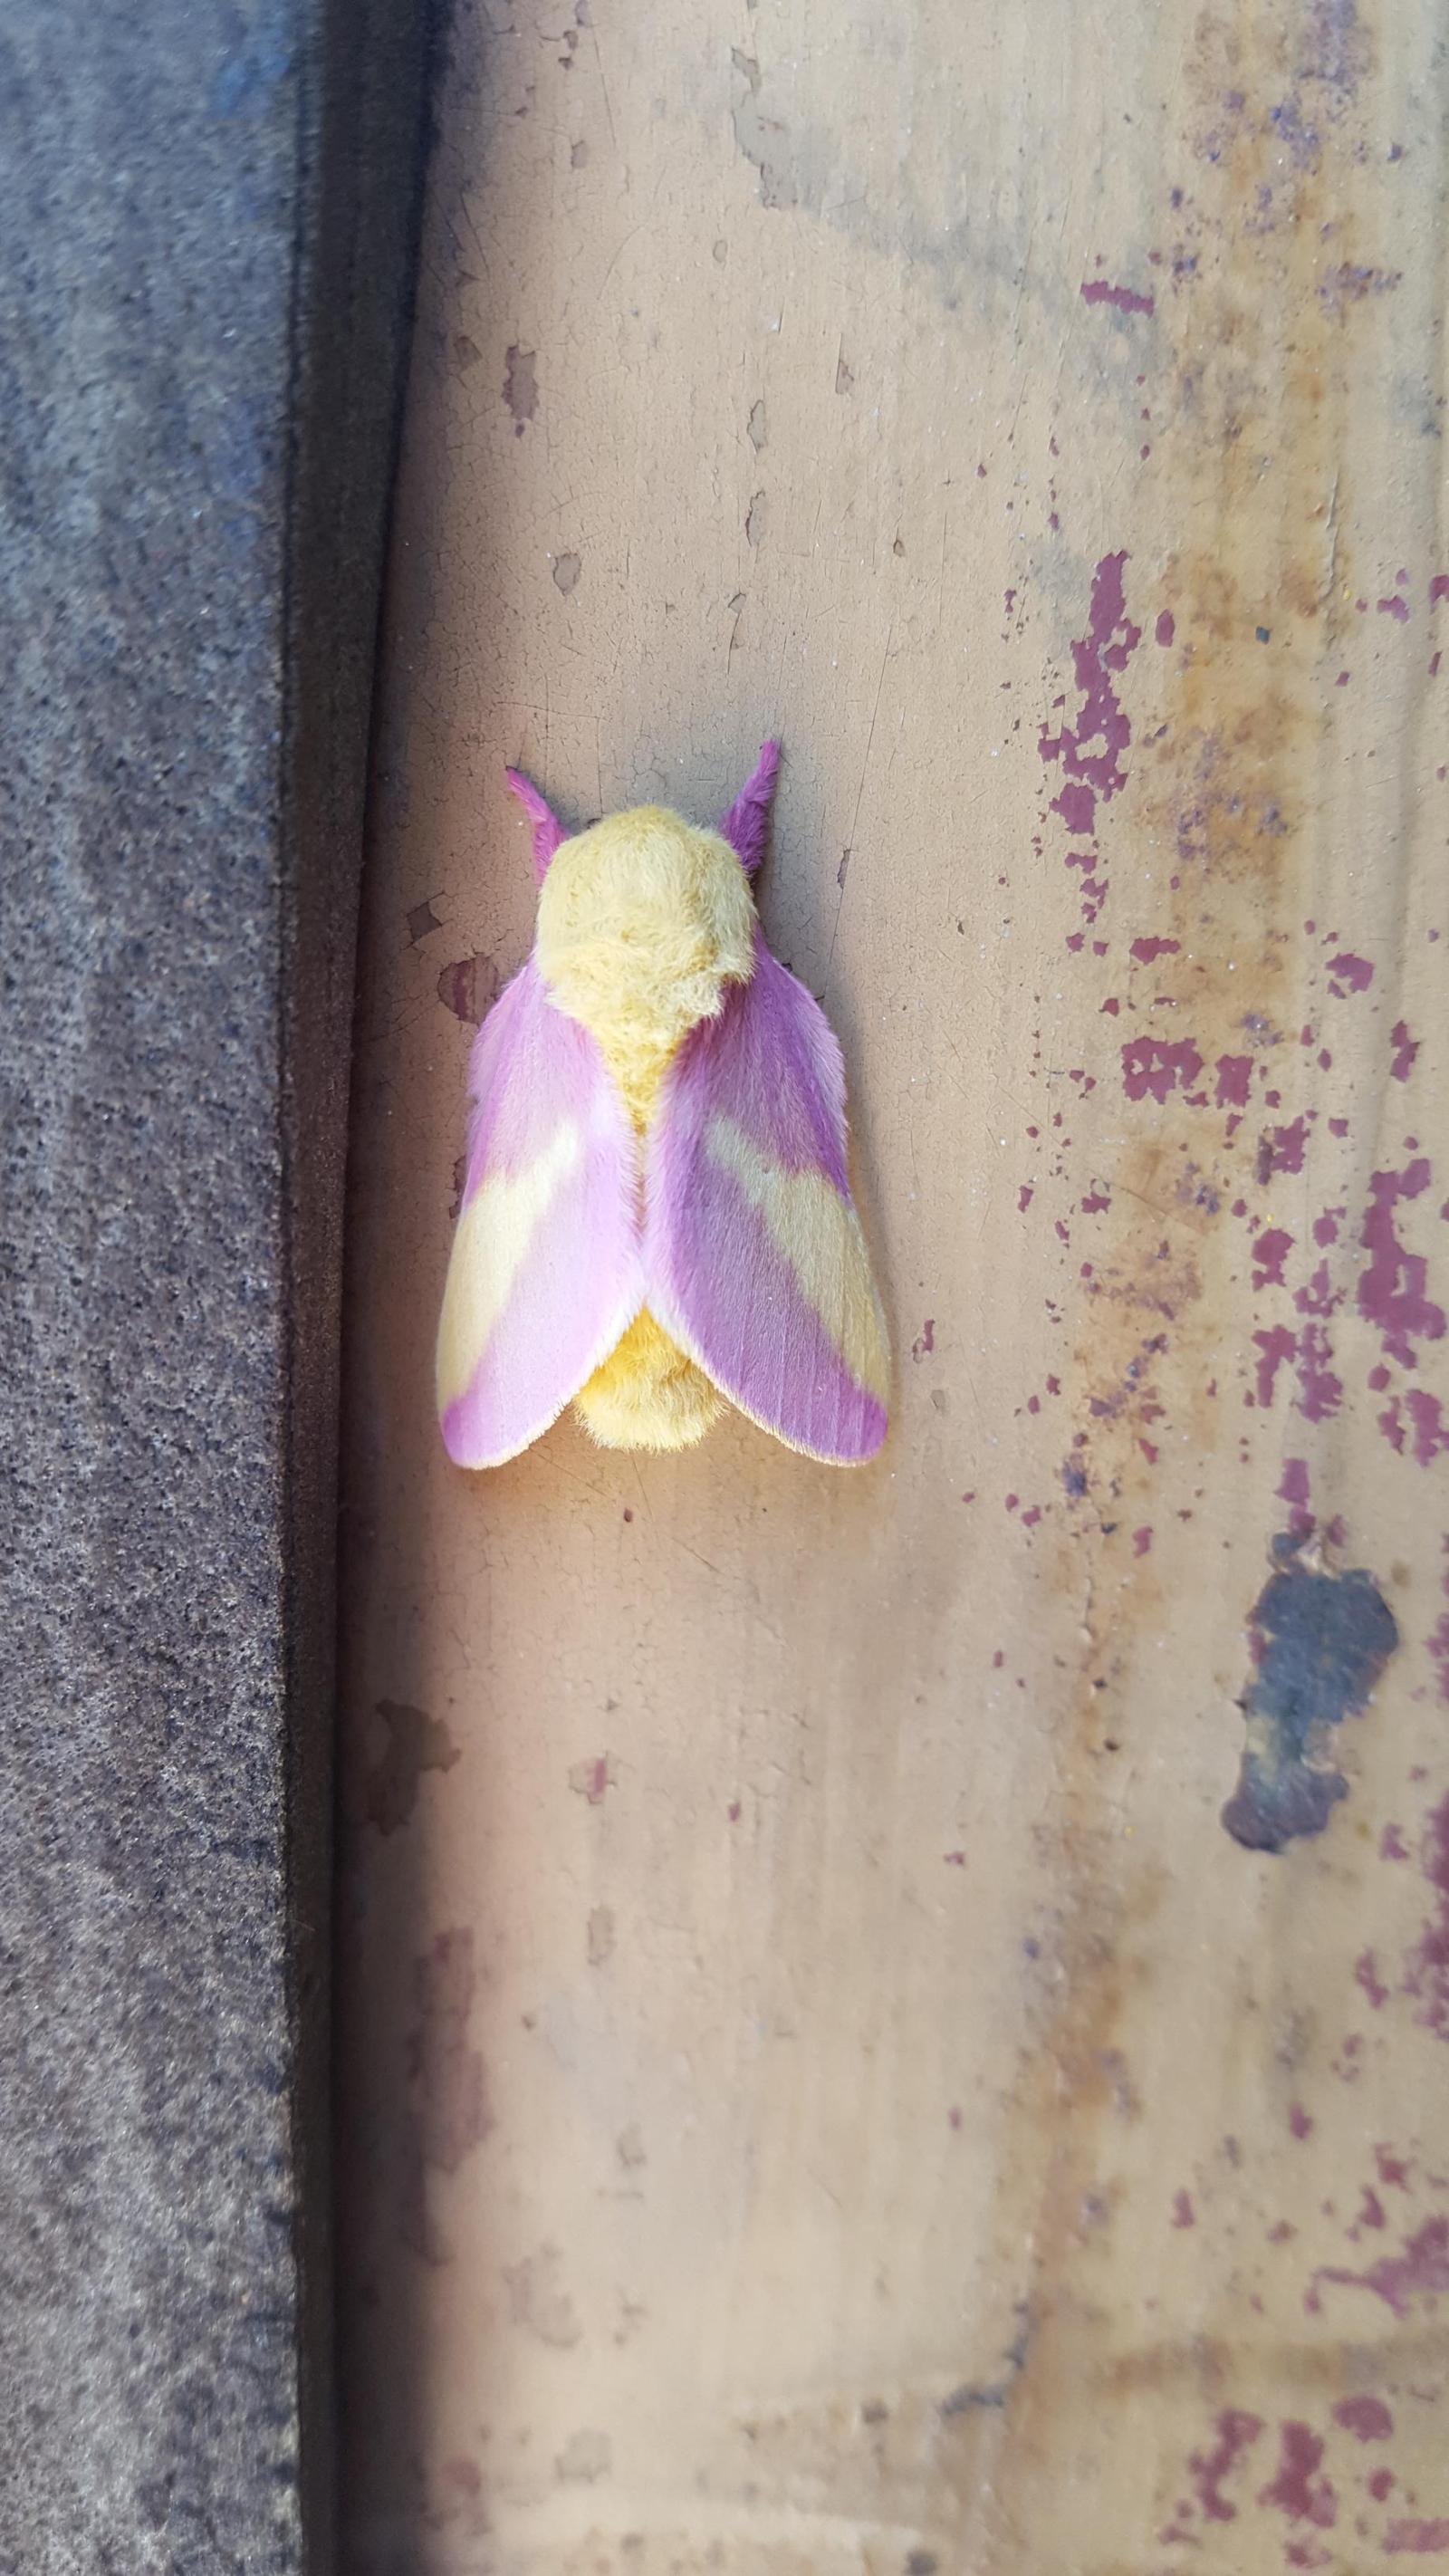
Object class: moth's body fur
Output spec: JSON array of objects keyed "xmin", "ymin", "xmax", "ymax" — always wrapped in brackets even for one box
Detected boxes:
[{"xmin": 534, "ymin": 805, "xmax": 753, "ymax": 1448}]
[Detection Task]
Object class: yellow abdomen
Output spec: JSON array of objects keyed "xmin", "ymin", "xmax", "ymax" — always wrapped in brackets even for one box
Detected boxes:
[
  {"xmin": 574, "ymin": 1308, "xmax": 722, "ymax": 1451},
  {"xmin": 533, "ymin": 803, "xmax": 754, "ymax": 1452}
]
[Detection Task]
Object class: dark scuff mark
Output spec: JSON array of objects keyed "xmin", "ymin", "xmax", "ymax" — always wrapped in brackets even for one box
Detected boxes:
[
  {"xmin": 407, "ymin": 1928, "xmax": 493, "ymax": 2173},
  {"xmin": 361, "ymin": 1699, "xmax": 461, "ymax": 1835},
  {"xmin": 938, "ymin": 2313, "xmax": 1031, "ymax": 2416},
  {"xmin": 1223, "ymin": 1541, "xmax": 1399, "ymax": 1852},
  {"xmin": 730, "ymin": 48, "xmax": 800, "ymax": 211},
  {"xmin": 504, "ymin": 343, "xmax": 537, "ymax": 434},
  {"xmin": 407, "ymin": 897, "xmax": 443, "ymax": 944}
]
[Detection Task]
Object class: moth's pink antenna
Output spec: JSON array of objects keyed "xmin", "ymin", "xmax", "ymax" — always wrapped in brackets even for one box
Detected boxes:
[
  {"xmin": 504, "ymin": 768, "xmax": 566, "ymax": 881},
  {"xmin": 717, "ymin": 738, "xmax": 781, "ymax": 876}
]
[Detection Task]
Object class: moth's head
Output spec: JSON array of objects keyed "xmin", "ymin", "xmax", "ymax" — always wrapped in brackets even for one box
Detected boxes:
[{"xmin": 508, "ymin": 746, "xmax": 780, "ymax": 1062}]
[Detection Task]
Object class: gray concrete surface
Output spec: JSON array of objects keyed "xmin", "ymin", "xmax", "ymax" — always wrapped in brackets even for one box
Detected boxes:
[{"xmin": 0, "ymin": 2, "xmax": 429, "ymax": 2565}]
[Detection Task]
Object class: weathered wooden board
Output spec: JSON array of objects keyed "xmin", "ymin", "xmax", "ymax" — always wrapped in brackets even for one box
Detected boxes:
[{"xmin": 337, "ymin": 2, "xmax": 1449, "ymax": 2567}]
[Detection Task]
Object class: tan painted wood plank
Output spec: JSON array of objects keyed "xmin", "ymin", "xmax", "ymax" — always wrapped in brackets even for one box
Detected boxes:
[{"xmin": 338, "ymin": 3, "xmax": 1449, "ymax": 2566}]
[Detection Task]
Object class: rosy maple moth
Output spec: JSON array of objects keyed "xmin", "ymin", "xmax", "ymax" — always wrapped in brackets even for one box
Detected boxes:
[{"xmin": 436, "ymin": 743, "xmax": 888, "ymax": 1465}]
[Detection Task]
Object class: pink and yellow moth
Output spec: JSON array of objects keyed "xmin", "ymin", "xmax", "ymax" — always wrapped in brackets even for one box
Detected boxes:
[{"xmin": 436, "ymin": 742, "xmax": 889, "ymax": 1466}]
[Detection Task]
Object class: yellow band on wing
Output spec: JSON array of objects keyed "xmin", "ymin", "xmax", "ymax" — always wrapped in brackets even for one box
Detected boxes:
[
  {"xmin": 435, "ymin": 1120, "xmax": 584, "ymax": 1409},
  {"xmin": 703, "ymin": 1112, "xmax": 890, "ymax": 1403}
]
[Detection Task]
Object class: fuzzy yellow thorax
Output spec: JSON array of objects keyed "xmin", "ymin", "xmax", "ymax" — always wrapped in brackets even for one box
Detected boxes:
[
  {"xmin": 535, "ymin": 803, "xmax": 756, "ymax": 1448},
  {"xmin": 534, "ymin": 804, "xmax": 756, "ymax": 1130}
]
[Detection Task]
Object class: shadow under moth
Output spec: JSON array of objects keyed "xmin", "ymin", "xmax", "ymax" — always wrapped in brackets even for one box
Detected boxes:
[{"xmin": 436, "ymin": 743, "xmax": 888, "ymax": 1466}]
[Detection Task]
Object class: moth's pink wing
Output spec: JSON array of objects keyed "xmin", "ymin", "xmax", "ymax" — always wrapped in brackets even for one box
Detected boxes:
[
  {"xmin": 437, "ymin": 957, "xmax": 644, "ymax": 1467},
  {"xmin": 647, "ymin": 933, "xmax": 889, "ymax": 1463}
]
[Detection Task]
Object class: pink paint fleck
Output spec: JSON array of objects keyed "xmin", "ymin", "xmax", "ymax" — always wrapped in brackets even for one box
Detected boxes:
[
  {"xmin": 1039, "ymin": 551, "xmax": 1142, "ymax": 897},
  {"xmin": 1100, "ymin": 995, "xmax": 1120, "ymax": 1015},
  {"xmin": 1261, "ymin": 1116, "xmax": 1310, "ymax": 1179},
  {"xmin": 1257, "ymin": 2423, "xmax": 1336, "ymax": 2529},
  {"xmin": 1403, "ymin": 1389, "xmax": 1449, "ymax": 1466},
  {"xmin": 1358, "ymin": 1161, "xmax": 1447, "ymax": 1368},
  {"xmin": 1122, "ymin": 1035, "xmax": 1204, "ymax": 1103},
  {"xmin": 1004, "ymin": 1493, "xmax": 1019, "ymax": 1513},
  {"xmin": 1376, "ymin": 2145, "xmax": 1413, "ymax": 2188},
  {"xmin": 1131, "ymin": 935, "xmax": 1181, "ymax": 964},
  {"xmin": 1327, "ymin": 951, "xmax": 1375, "ymax": 995},
  {"xmin": 1379, "ymin": 1398, "xmax": 1407, "ymax": 1455},
  {"xmin": 1216, "ymin": 1053, "xmax": 1252, "ymax": 1108},
  {"xmin": 912, "ymin": 1319, "xmax": 936, "ymax": 1361},
  {"xmin": 1355, "ymin": 2184, "xmax": 1387, "ymax": 2230},
  {"xmin": 1253, "ymin": 1326, "xmax": 1298, "ymax": 1408},
  {"xmin": 1386, "ymin": 2521, "xmax": 1449, "ymax": 2555},
  {"xmin": 944, "ymin": 1850, "xmax": 966, "ymax": 1867},
  {"xmin": 1313, "ymin": 1208, "xmax": 1344, "ymax": 1246},
  {"xmin": 1383, "ymin": 1825, "xmax": 1410, "ymax": 1861},
  {"xmin": 1054, "ymin": 781, "xmax": 1098, "ymax": 837},
  {"xmin": 1133, "ymin": 1525, "xmax": 1153, "ymax": 1557},
  {"xmin": 1018, "ymin": 1184, "xmax": 1034, "ymax": 1212},
  {"xmin": 1296, "ymin": 1322, "xmax": 1343, "ymax": 1421},
  {"xmin": 1290, "ymin": 2102, "xmax": 1314, "ymax": 2139},
  {"xmin": 570, "ymin": 1754, "xmax": 617, "ymax": 1806},
  {"xmin": 1156, "ymin": 610, "xmax": 1176, "ymax": 645},
  {"xmin": 1294, "ymin": 1262, "xmax": 1339, "ymax": 1317},
  {"xmin": 1391, "ymin": 1021, "xmax": 1421, "ymax": 1081},
  {"xmin": 1405, "ymin": 1789, "xmax": 1449, "ymax": 2037},
  {"xmin": 1280, "ymin": 1457, "xmax": 1311, "ymax": 1509},
  {"xmin": 1433, "ymin": 574, "xmax": 1449, "ymax": 605},
  {"xmin": 1378, "ymin": 594, "xmax": 1411, "ymax": 624},
  {"xmin": 1310, "ymin": 2214, "xmax": 1449, "ymax": 2317},
  {"xmin": 1188, "ymin": 2409, "xmax": 1264, "ymax": 2523},
  {"xmin": 437, "ymin": 952, "xmax": 500, "ymax": 1025},
  {"xmin": 1253, "ymin": 1227, "xmax": 1295, "ymax": 1289},
  {"xmin": 1332, "ymin": 2395, "xmax": 1393, "ymax": 2443},
  {"xmin": 1080, "ymin": 277, "xmax": 1155, "ymax": 314},
  {"xmin": 1355, "ymin": 1950, "xmax": 1389, "ymax": 2009},
  {"xmin": 1171, "ymin": 2188, "xmax": 1195, "ymax": 2227}
]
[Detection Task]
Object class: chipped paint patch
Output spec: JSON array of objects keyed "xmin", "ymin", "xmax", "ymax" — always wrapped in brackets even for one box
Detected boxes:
[{"xmin": 1223, "ymin": 1544, "xmax": 1399, "ymax": 1850}]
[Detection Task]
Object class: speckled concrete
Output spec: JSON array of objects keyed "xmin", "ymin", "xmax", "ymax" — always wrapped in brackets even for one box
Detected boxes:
[{"xmin": 0, "ymin": 3, "xmax": 428, "ymax": 2567}]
